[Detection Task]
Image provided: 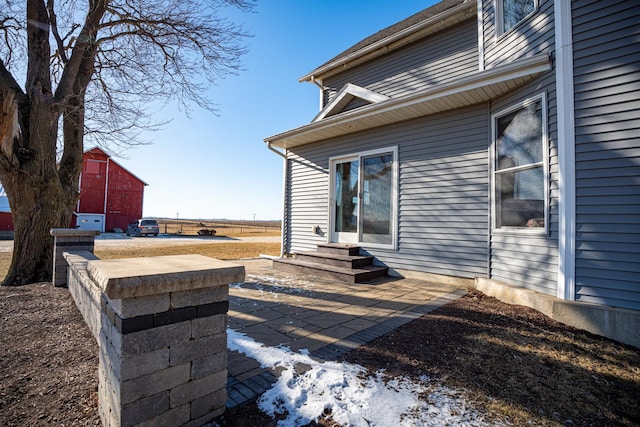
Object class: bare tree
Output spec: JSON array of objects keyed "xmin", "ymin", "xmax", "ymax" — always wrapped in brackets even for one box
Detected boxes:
[{"xmin": 0, "ymin": 0, "xmax": 254, "ymax": 285}]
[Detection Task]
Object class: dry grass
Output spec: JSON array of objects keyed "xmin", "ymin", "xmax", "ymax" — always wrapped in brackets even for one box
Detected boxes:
[
  {"xmin": 0, "ymin": 240, "xmax": 280, "ymax": 282},
  {"xmin": 95, "ymin": 242, "xmax": 280, "ymax": 261},
  {"xmin": 0, "ymin": 253, "xmax": 10, "ymax": 281}
]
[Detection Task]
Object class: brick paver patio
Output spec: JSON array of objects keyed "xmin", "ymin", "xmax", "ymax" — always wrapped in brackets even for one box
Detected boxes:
[{"xmin": 226, "ymin": 258, "xmax": 466, "ymax": 408}]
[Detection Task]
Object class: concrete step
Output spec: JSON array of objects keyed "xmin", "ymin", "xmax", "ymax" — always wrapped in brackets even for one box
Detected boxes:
[
  {"xmin": 316, "ymin": 243, "xmax": 361, "ymax": 257},
  {"xmin": 295, "ymin": 251, "xmax": 374, "ymax": 269},
  {"xmin": 273, "ymin": 258, "xmax": 388, "ymax": 284}
]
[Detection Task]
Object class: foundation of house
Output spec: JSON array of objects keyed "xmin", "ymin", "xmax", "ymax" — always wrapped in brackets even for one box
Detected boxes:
[{"xmin": 476, "ymin": 277, "xmax": 640, "ymax": 349}]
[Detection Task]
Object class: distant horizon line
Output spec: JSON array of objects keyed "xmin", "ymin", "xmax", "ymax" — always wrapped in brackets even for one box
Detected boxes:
[{"xmin": 146, "ymin": 216, "xmax": 282, "ymax": 222}]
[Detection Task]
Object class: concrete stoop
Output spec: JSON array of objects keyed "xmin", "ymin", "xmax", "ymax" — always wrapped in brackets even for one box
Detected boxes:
[
  {"xmin": 475, "ymin": 277, "xmax": 640, "ymax": 349},
  {"xmin": 273, "ymin": 243, "xmax": 388, "ymax": 283}
]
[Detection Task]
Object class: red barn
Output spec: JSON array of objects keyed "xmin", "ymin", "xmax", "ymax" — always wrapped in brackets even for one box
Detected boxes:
[
  {"xmin": 0, "ymin": 147, "xmax": 147, "ymax": 235},
  {"xmin": 0, "ymin": 185, "xmax": 14, "ymax": 238},
  {"xmin": 76, "ymin": 147, "xmax": 148, "ymax": 232}
]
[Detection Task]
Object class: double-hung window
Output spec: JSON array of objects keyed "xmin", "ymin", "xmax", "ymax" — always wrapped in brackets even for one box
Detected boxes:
[
  {"xmin": 496, "ymin": 0, "xmax": 537, "ymax": 35},
  {"xmin": 492, "ymin": 95, "xmax": 547, "ymax": 232}
]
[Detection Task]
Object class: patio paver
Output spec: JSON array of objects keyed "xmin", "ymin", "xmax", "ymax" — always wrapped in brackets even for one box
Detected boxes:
[{"xmin": 226, "ymin": 258, "xmax": 466, "ymax": 408}]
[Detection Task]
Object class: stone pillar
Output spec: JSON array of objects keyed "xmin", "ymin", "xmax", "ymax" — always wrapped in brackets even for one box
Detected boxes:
[
  {"xmin": 88, "ymin": 254, "xmax": 244, "ymax": 427},
  {"xmin": 50, "ymin": 228, "xmax": 100, "ymax": 287}
]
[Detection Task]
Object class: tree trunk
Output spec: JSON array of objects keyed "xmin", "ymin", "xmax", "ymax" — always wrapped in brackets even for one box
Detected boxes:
[
  {"xmin": 2, "ymin": 177, "xmax": 71, "ymax": 285},
  {"xmin": 0, "ymin": 0, "xmax": 81, "ymax": 286},
  {"xmin": 1, "ymin": 86, "xmax": 74, "ymax": 285},
  {"xmin": 1, "ymin": 108, "xmax": 82, "ymax": 286},
  {"xmin": 0, "ymin": 93, "xmax": 82, "ymax": 286}
]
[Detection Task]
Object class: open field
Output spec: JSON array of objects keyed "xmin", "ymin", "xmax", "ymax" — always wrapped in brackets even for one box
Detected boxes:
[
  {"xmin": 155, "ymin": 218, "xmax": 280, "ymax": 237},
  {"xmin": 95, "ymin": 241, "xmax": 280, "ymax": 261},
  {"xmin": 0, "ymin": 229, "xmax": 281, "ymax": 281}
]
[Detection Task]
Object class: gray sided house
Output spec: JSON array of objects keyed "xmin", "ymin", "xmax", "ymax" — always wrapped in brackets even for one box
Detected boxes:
[{"xmin": 265, "ymin": 0, "xmax": 640, "ymax": 345}]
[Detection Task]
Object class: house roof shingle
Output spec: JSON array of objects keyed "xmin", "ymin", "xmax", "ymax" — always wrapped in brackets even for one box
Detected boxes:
[{"xmin": 300, "ymin": 0, "xmax": 470, "ymax": 82}]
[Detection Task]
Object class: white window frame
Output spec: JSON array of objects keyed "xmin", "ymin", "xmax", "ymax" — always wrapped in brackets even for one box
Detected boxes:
[
  {"xmin": 491, "ymin": 93, "xmax": 548, "ymax": 235},
  {"xmin": 495, "ymin": 0, "xmax": 538, "ymax": 37},
  {"xmin": 328, "ymin": 146, "xmax": 398, "ymax": 250}
]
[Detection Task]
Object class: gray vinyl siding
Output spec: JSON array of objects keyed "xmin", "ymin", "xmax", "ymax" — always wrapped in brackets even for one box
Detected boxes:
[
  {"xmin": 572, "ymin": 0, "xmax": 640, "ymax": 310},
  {"xmin": 322, "ymin": 17, "xmax": 478, "ymax": 107},
  {"xmin": 394, "ymin": 106, "xmax": 488, "ymax": 278},
  {"xmin": 335, "ymin": 98, "xmax": 369, "ymax": 116},
  {"xmin": 286, "ymin": 104, "xmax": 489, "ymax": 279},
  {"xmin": 286, "ymin": 151, "xmax": 330, "ymax": 253},
  {"xmin": 481, "ymin": 0, "xmax": 554, "ymax": 69},
  {"xmin": 489, "ymin": 69, "xmax": 559, "ymax": 295}
]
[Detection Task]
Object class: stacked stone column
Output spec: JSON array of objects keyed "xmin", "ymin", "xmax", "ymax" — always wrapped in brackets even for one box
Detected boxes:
[
  {"xmin": 88, "ymin": 255, "xmax": 244, "ymax": 427},
  {"xmin": 51, "ymin": 228, "xmax": 100, "ymax": 287},
  {"xmin": 58, "ymin": 241, "xmax": 244, "ymax": 427}
]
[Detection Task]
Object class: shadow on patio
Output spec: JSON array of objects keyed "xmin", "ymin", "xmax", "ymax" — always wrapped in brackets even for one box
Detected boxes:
[{"xmin": 226, "ymin": 258, "xmax": 466, "ymax": 408}]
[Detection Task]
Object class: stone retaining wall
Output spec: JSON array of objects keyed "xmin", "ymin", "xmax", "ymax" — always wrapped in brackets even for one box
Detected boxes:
[
  {"xmin": 54, "ymin": 231, "xmax": 244, "ymax": 426},
  {"xmin": 66, "ymin": 250, "xmax": 102, "ymax": 339},
  {"xmin": 51, "ymin": 228, "xmax": 100, "ymax": 287}
]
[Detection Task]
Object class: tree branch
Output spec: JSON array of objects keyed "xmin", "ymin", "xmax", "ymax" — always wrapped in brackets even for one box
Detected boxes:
[
  {"xmin": 26, "ymin": 0, "xmax": 53, "ymax": 96},
  {"xmin": 46, "ymin": 0, "xmax": 70, "ymax": 63},
  {"xmin": 91, "ymin": 0, "xmax": 251, "ymax": 116},
  {"xmin": 54, "ymin": 0, "xmax": 107, "ymax": 103},
  {"xmin": 1, "ymin": 16, "xmax": 23, "ymax": 64}
]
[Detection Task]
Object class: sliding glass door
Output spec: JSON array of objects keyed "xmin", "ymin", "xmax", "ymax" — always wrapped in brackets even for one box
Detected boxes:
[
  {"xmin": 361, "ymin": 152, "xmax": 393, "ymax": 245},
  {"xmin": 333, "ymin": 157, "xmax": 360, "ymax": 244},
  {"xmin": 330, "ymin": 147, "xmax": 396, "ymax": 248}
]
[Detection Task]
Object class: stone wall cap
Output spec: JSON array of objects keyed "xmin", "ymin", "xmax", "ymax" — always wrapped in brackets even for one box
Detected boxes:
[
  {"xmin": 87, "ymin": 254, "xmax": 245, "ymax": 299},
  {"xmin": 64, "ymin": 250, "xmax": 100, "ymax": 263},
  {"xmin": 51, "ymin": 228, "xmax": 101, "ymax": 237}
]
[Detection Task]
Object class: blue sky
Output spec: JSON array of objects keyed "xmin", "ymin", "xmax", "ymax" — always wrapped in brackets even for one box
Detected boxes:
[{"xmin": 117, "ymin": 1, "xmax": 436, "ymax": 221}]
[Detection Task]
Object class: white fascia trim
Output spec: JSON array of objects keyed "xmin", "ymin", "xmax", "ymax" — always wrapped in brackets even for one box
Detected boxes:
[
  {"xmin": 555, "ymin": 0, "xmax": 577, "ymax": 301},
  {"xmin": 266, "ymin": 53, "xmax": 551, "ymax": 148},
  {"xmin": 312, "ymin": 83, "xmax": 390, "ymax": 123},
  {"xmin": 477, "ymin": 0, "xmax": 485, "ymax": 71},
  {"xmin": 299, "ymin": 2, "xmax": 474, "ymax": 83}
]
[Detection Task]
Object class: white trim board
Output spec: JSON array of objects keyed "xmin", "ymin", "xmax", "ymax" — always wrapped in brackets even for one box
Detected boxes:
[
  {"xmin": 267, "ymin": 54, "xmax": 551, "ymax": 150},
  {"xmin": 554, "ymin": 0, "xmax": 577, "ymax": 301},
  {"xmin": 313, "ymin": 84, "xmax": 389, "ymax": 123}
]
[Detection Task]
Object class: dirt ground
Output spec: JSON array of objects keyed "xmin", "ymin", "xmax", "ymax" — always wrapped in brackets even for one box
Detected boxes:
[
  {"xmin": 0, "ymin": 283, "xmax": 99, "ymax": 426},
  {"xmin": 220, "ymin": 289, "xmax": 640, "ymax": 427},
  {"xmin": 1, "ymin": 283, "xmax": 639, "ymax": 426}
]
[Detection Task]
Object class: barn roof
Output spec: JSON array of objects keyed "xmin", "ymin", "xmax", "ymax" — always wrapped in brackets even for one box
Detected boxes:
[{"xmin": 299, "ymin": 0, "xmax": 473, "ymax": 83}]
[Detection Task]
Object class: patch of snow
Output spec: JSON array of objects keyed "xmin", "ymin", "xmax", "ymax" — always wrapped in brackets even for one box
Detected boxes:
[
  {"xmin": 248, "ymin": 274, "xmax": 316, "ymax": 290},
  {"xmin": 228, "ymin": 328, "xmax": 495, "ymax": 427},
  {"xmin": 233, "ymin": 276, "xmax": 317, "ymax": 299}
]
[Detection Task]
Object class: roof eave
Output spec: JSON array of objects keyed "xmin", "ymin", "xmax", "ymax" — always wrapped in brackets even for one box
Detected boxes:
[
  {"xmin": 299, "ymin": 2, "xmax": 475, "ymax": 83},
  {"xmin": 266, "ymin": 54, "xmax": 552, "ymax": 150}
]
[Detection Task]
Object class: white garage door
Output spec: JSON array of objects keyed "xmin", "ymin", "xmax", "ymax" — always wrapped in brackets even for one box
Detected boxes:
[{"xmin": 76, "ymin": 214, "xmax": 105, "ymax": 232}]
